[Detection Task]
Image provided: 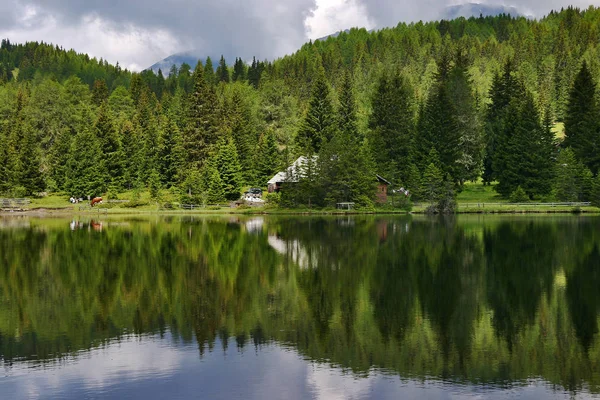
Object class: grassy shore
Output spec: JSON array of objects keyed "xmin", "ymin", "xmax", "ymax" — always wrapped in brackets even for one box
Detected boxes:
[{"xmin": 3, "ymin": 180, "xmax": 599, "ymax": 215}]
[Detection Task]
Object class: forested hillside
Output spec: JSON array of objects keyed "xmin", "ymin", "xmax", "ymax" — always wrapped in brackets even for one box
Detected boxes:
[{"xmin": 2, "ymin": 6, "xmax": 600, "ymax": 207}]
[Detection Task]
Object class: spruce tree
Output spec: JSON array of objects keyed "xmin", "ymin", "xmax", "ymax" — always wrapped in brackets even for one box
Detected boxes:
[
  {"xmin": 564, "ymin": 61, "xmax": 600, "ymax": 173},
  {"xmin": 296, "ymin": 68, "xmax": 335, "ymax": 153},
  {"xmin": 159, "ymin": 118, "xmax": 184, "ymax": 187},
  {"xmin": 496, "ymin": 94, "xmax": 555, "ymax": 198},
  {"xmin": 16, "ymin": 123, "xmax": 44, "ymax": 195},
  {"xmin": 369, "ymin": 71, "xmax": 414, "ymax": 183},
  {"xmin": 555, "ymin": 148, "xmax": 593, "ymax": 201},
  {"xmin": 483, "ymin": 60, "xmax": 524, "ymax": 184},
  {"xmin": 204, "ymin": 57, "xmax": 215, "ymax": 86},
  {"xmin": 0, "ymin": 129, "xmax": 10, "ymax": 193},
  {"xmin": 216, "ymin": 55, "xmax": 230, "ymax": 83},
  {"xmin": 201, "ymin": 163, "xmax": 225, "ymax": 203},
  {"xmin": 214, "ymin": 136, "xmax": 242, "ymax": 201},
  {"xmin": 254, "ymin": 129, "xmax": 279, "ymax": 186},
  {"xmin": 120, "ymin": 121, "xmax": 140, "ymax": 190},
  {"xmin": 416, "ymin": 59, "xmax": 460, "ymax": 181},
  {"xmin": 421, "ymin": 162, "xmax": 444, "ymax": 204},
  {"xmin": 94, "ymin": 101, "xmax": 122, "ymax": 186},
  {"xmin": 91, "ymin": 79, "xmax": 109, "ymax": 106},
  {"xmin": 232, "ymin": 58, "xmax": 247, "ymax": 82},
  {"xmin": 184, "ymin": 62, "xmax": 219, "ymax": 166},
  {"xmin": 448, "ymin": 53, "xmax": 484, "ymax": 184},
  {"xmin": 66, "ymin": 129, "xmax": 106, "ymax": 198}
]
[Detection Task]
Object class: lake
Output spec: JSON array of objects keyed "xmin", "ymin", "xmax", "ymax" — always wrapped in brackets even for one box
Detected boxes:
[{"xmin": 1, "ymin": 215, "xmax": 599, "ymax": 399}]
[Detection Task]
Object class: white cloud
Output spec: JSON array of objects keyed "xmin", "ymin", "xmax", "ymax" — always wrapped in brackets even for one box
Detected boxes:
[{"xmin": 306, "ymin": 0, "xmax": 375, "ymax": 39}]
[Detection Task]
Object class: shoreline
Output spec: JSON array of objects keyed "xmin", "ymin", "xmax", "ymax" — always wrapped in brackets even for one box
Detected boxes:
[{"xmin": 2, "ymin": 206, "xmax": 600, "ymax": 217}]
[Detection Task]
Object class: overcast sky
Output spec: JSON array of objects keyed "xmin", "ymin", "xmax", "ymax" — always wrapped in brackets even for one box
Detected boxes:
[{"xmin": 1, "ymin": 0, "xmax": 599, "ymax": 71}]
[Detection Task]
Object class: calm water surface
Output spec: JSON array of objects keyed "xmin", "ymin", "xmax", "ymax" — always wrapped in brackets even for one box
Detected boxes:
[{"xmin": 1, "ymin": 215, "xmax": 600, "ymax": 399}]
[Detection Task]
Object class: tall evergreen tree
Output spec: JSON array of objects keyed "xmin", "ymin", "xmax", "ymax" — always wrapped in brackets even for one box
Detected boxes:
[
  {"xmin": 369, "ymin": 71, "xmax": 414, "ymax": 184},
  {"xmin": 496, "ymin": 94, "xmax": 554, "ymax": 198},
  {"xmin": 183, "ymin": 62, "xmax": 219, "ymax": 166},
  {"xmin": 232, "ymin": 58, "xmax": 247, "ymax": 82},
  {"xmin": 254, "ymin": 129, "xmax": 279, "ymax": 186},
  {"xmin": 94, "ymin": 101, "xmax": 122, "ymax": 186},
  {"xmin": 216, "ymin": 55, "xmax": 230, "ymax": 83},
  {"xmin": 555, "ymin": 148, "xmax": 593, "ymax": 202},
  {"xmin": 448, "ymin": 52, "xmax": 484, "ymax": 184},
  {"xmin": 66, "ymin": 129, "xmax": 106, "ymax": 197},
  {"xmin": 213, "ymin": 136, "xmax": 242, "ymax": 201},
  {"xmin": 204, "ymin": 57, "xmax": 216, "ymax": 86},
  {"xmin": 563, "ymin": 61, "xmax": 600, "ymax": 174},
  {"xmin": 91, "ymin": 79, "xmax": 109, "ymax": 106},
  {"xmin": 15, "ymin": 123, "xmax": 44, "ymax": 195},
  {"xmin": 159, "ymin": 118, "xmax": 184, "ymax": 187},
  {"xmin": 416, "ymin": 60, "xmax": 460, "ymax": 181},
  {"xmin": 296, "ymin": 68, "xmax": 335, "ymax": 153},
  {"xmin": 483, "ymin": 60, "xmax": 524, "ymax": 184}
]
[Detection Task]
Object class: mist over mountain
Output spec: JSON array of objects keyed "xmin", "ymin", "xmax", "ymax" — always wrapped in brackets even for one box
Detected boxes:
[
  {"xmin": 441, "ymin": 3, "xmax": 525, "ymax": 19},
  {"xmin": 148, "ymin": 52, "xmax": 204, "ymax": 74}
]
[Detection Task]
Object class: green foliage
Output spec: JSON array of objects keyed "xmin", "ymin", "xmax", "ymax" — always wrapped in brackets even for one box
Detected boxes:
[
  {"xmin": 591, "ymin": 174, "xmax": 600, "ymax": 207},
  {"xmin": 296, "ymin": 69, "xmax": 335, "ymax": 153},
  {"xmin": 554, "ymin": 148, "xmax": 593, "ymax": 202},
  {"xmin": 421, "ymin": 162, "xmax": 444, "ymax": 203},
  {"xmin": 65, "ymin": 129, "xmax": 106, "ymax": 198},
  {"xmin": 369, "ymin": 70, "xmax": 414, "ymax": 182},
  {"xmin": 564, "ymin": 61, "xmax": 600, "ymax": 174},
  {"xmin": 214, "ymin": 136, "xmax": 242, "ymax": 201},
  {"xmin": 509, "ymin": 186, "xmax": 529, "ymax": 203},
  {"xmin": 148, "ymin": 169, "xmax": 162, "ymax": 201}
]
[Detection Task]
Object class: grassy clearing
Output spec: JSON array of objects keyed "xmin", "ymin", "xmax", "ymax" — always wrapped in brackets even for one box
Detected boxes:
[{"xmin": 456, "ymin": 181, "xmax": 505, "ymax": 203}]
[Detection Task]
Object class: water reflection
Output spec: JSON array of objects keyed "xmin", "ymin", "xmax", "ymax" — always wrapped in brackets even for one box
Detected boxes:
[{"xmin": 1, "ymin": 215, "xmax": 600, "ymax": 398}]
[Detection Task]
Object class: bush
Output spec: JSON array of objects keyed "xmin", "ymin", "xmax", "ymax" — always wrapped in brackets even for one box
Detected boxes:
[
  {"xmin": 264, "ymin": 192, "xmax": 281, "ymax": 207},
  {"xmin": 509, "ymin": 186, "xmax": 529, "ymax": 203},
  {"xmin": 121, "ymin": 200, "xmax": 149, "ymax": 208},
  {"xmin": 10, "ymin": 186, "xmax": 27, "ymax": 198}
]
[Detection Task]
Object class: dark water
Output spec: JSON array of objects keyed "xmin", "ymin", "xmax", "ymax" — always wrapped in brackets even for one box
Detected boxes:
[{"xmin": 1, "ymin": 215, "xmax": 600, "ymax": 399}]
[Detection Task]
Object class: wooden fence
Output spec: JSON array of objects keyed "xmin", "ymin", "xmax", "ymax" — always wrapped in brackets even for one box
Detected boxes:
[{"xmin": 0, "ymin": 198, "xmax": 31, "ymax": 211}]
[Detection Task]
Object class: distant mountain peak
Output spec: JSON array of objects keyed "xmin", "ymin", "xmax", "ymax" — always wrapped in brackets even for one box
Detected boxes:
[{"xmin": 147, "ymin": 51, "xmax": 203, "ymax": 74}]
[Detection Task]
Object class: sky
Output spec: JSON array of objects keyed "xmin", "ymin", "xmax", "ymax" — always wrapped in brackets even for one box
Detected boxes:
[{"xmin": 0, "ymin": 0, "xmax": 599, "ymax": 71}]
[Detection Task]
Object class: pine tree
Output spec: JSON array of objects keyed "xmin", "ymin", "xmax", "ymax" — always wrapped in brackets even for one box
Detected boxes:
[
  {"xmin": 159, "ymin": 118, "xmax": 184, "ymax": 187},
  {"xmin": 216, "ymin": 55, "xmax": 230, "ymax": 83},
  {"xmin": 496, "ymin": 94, "xmax": 555, "ymax": 198},
  {"xmin": 94, "ymin": 101, "xmax": 122, "ymax": 186},
  {"xmin": 120, "ymin": 121, "xmax": 140, "ymax": 190},
  {"xmin": 296, "ymin": 68, "xmax": 335, "ymax": 153},
  {"xmin": 0, "ymin": 129, "xmax": 10, "ymax": 193},
  {"xmin": 564, "ymin": 60, "xmax": 600, "ymax": 173},
  {"xmin": 232, "ymin": 58, "xmax": 247, "ymax": 82},
  {"xmin": 91, "ymin": 79, "xmax": 109, "ymax": 106},
  {"xmin": 16, "ymin": 123, "xmax": 44, "ymax": 195},
  {"xmin": 555, "ymin": 148, "xmax": 593, "ymax": 201},
  {"xmin": 421, "ymin": 161, "xmax": 444, "ymax": 204},
  {"xmin": 483, "ymin": 60, "xmax": 525, "ymax": 184},
  {"xmin": 448, "ymin": 53, "xmax": 484, "ymax": 184},
  {"xmin": 66, "ymin": 129, "xmax": 106, "ymax": 198},
  {"xmin": 201, "ymin": 163, "xmax": 225, "ymax": 203},
  {"xmin": 214, "ymin": 136, "xmax": 242, "ymax": 201},
  {"xmin": 184, "ymin": 62, "xmax": 220, "ymax": 166},
  {"xmin": 227, "ymin": 89, "xmax": 257, "ymax": 184},
  {"xmin": 369, "ymin": 71, "xmax": 414, "ymax": 183},
  {"xmin": 416, "ymin": 59, "xmax": 460, "ymax": 181},
  {"xmin": 254, "ymin": 129, "xmax": 279, "ymax": 186},
  {"xmin": 204, "ymin": 57, "xmax": 215, "ymax": 86}
]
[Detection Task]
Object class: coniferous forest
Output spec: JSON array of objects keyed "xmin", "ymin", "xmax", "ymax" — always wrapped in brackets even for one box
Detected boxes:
[{"xmin": 2, "ymin": 6, "xmax": 600, "ymax": 208}]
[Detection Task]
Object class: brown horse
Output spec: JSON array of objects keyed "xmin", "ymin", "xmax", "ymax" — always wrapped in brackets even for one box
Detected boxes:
[{"xmin": 90, "ymin": 197, "xmax": 103, "ymax": 207}]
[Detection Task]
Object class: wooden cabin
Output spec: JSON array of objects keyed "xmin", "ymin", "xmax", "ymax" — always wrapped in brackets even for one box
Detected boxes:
[{"xmin": 376, "ymin": 175, "xmax": 391, "ymax": 204}]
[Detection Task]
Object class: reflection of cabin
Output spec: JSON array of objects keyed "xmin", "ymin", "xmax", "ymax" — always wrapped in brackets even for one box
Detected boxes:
[{"xmin": 376, "ymin": 175, "xmax": 391, "ymax": 204}]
